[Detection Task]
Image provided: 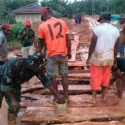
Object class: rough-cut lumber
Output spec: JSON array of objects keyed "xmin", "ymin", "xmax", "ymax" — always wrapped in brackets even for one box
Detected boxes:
[
  {"xmin": 68, "ymin": 73, "xmax": 90, "ymax": 77},
  {"xmin": 21, "ymin": 94, "xmax": 117, "ymax": 108},
  {"xmin": 53, "ymin": 121, "xmax": 123, "ymax": 125},
  {"xmin": 21, "ymin": 84, "xmax": 44, "ymax": 94},
  {"xmin": 56, "ymin": 77, "xmax": 90, "ymax": 81},
  {"xmin": 21, "ymin": 106, "xmax": 124, "ymax": 123},
  {"xmin": 56, "ymin": 73, "xmax": 90, "ymax": 81},
  {"xmin": 31, "ymin": 85, "xmax": 98, "ymax": 95},
  {"xmin": 68, "ymin": 41, "xmax": 79, "ymax": 62},
  {"xmin": 68, "ymin": 61, "xmax": 88, "ymax": 66}
]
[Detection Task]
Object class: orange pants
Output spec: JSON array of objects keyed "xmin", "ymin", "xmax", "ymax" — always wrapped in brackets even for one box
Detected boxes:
[{"xmin": 90, "ymin": 63, "xmax": 111, "ymax": 90}]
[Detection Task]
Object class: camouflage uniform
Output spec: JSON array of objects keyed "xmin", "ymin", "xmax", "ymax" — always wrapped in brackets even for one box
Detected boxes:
[
  {"xmin": 0, "ymin": 52, "xmax": 51, "ymax": 124},
  {"xmin": 18, "ymin": 28, "xmax": 35, "ymax": 47}
]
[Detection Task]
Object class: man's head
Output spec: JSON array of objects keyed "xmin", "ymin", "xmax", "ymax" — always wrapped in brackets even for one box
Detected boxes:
[
  {"xmin": 24, "ymin": 20, "xmax": 31, "ymax": 29},
  {"xmin": 41, "ymin": 7, "xmax": 53, "ymax": 21},
  {"xmin": 1, "ymin": 24, "xmax": 11, "ymax": 35},
  {"xmin": 27, "ymin": 52, "xmax": 47, "ymax": 72},
  {"xmin": 98, "ymin": 12, "xmax": 111, "ymax": 23},
  {"xmin": 118, "ymin": 14, "xmax": 125, "ymax": 24}
]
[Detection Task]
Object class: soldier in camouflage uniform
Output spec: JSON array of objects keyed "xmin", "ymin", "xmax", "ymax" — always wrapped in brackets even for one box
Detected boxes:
[
  {"xmin": 17, "ymin": 20, "xmax": 37, "ymax": 58},
  {"xmin": 0, "ymin": 52, "xmax": 64, "ymax": 125}
]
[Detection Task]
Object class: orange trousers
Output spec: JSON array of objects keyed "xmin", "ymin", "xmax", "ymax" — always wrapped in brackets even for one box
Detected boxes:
[{"xmin": 90, "ymin": 63, "xmax": 111, "ymax": 90}]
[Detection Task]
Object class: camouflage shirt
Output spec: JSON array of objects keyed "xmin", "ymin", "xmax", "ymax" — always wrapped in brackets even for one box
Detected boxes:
[
  {"xmin": 18, "ymin": 28, "xmax": 35, "ymax": 47},
  {"xmin": 0, "ymin": 58, "xmax": 51, "ymax": 92}
]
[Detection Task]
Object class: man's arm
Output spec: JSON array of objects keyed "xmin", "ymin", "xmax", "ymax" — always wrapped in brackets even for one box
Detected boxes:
[
  {"xmin": 0, "ymin": 48, "xmax": 8, "ymax": 63},
  {"xmin": 35, "ymin": 71, "xmax": 64, "ymax": 101},
  {"xmin": 4, "ymin": 91, "xmax": 20, "ymax": 111},
  {"xmin": 0, "ymin": 50, "xmax": 5, "ymax": 58},
  {"xmin": 66, "ymin": 34, "xmax": 71, "ymax": 59},
  {"xmin": 17, "ymin": 29, "xmax": 28, "ymax": 40},
  {"xmin": 114, "ymin": 37, "xmax": 119, "ymax": 62},
  {"xmin": 36, "ymin": 38, "xmax": 45, "ymax": 53},
  {"xmin": 86, "ymin": 32, "xmax": 97, "ymax": 65},
  {"xmin": 33, "ymin": 37, "xmax": 37, "ymax": 48}
]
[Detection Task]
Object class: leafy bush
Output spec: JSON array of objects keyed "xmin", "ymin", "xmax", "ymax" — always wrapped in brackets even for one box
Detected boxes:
[
  {"xmin": 7, "ymin": 23, "xmax": 23, "ymax": 49},
  {"xmin": 8, "ymin": 23, "xmax": 23, "ymax": 41}
]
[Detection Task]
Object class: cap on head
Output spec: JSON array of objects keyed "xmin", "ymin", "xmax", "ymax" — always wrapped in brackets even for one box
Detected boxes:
[
  {"xmin": 41, "ymin": 7, "xmax": 52, "ymax": 20},
  {"xmin": 98, "ymin": 12, "xmax": 111, "ymax": 22},
  {"xmin": 24, "ymin": 20, "xmax": 31, "ymax": 26},
  {"xmin": 1, "ymin": 24, "xmax": 11, "ymax": 30},
  {"xmin": 118, "ymin": 14, "xmax": 125, "ymax": 19},
  {"xmin": 28, "ymin": 52, "xmax": 47, "ymax": 69}
]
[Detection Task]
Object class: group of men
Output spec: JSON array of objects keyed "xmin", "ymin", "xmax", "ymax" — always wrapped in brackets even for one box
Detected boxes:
[
  {"xmin": 0, "ymin": 6, "xmax": 125, "ymax": 125},
  {"xmin": 0, "ymin": 7, "xmax": 71, "ymax": 125}
]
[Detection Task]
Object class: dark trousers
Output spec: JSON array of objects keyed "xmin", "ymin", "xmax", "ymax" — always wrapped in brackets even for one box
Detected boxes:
[{"xmin": 0, "ymin": 61, "xmax": 4, "ymax": 66}]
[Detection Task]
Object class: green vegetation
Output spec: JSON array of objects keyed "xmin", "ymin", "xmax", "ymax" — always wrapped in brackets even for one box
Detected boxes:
[
  {"xmin": 7, "ymin": 23, "xmax": 23, "ymax": 50},
  {"xmin": 41, "ymin": 0, "xmax": 125, "ymax": 16},
  {"xmin": 0, "ymin": 0, "xmax": 124, "ymax": 50}
]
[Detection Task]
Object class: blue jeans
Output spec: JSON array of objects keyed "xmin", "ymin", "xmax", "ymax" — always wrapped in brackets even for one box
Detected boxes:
[{"xmin": 118, "ymin": 44, "xmax": 124, "ymax": 55}]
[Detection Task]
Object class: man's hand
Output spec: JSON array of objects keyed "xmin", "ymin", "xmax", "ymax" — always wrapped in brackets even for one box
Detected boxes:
[
  {"xmin": 67, "ymin": 52, "xmax": 71, "ymax": 60},
  {"xmin": 23, "ymin": 29, "xmax": 29, "ymax": 36},
  {"xmin": 3, "ymin": 57, "xmax": 9, "ymax": 64},
  {"xmin": 86, "ymin": 58, "xmax": 91, "ymax": 65},
  {"xmin": 11, "ymin": 99, "xmax": 20, "ymax": 112},
  {"xmin": 56, "ymin": 93, "xmax": 65, "ymax": 103}
]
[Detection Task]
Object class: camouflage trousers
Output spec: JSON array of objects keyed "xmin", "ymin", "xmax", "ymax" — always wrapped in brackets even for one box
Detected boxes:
[{"xmin": 0, "ymin": 89, "xmax": 21, "ymax": 125}]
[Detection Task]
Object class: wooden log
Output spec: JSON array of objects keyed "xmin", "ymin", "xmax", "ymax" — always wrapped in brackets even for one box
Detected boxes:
[
  {"xmin": 21, "ymin": 94, "xmax": 117, "ymax": 108},
  {"xmin": 53, "ymin": 121, "xmax": 123, "ymax": 125},
  {"xmin": 21, "ymin": 106, "xmax": 124, "ymax": 123}
]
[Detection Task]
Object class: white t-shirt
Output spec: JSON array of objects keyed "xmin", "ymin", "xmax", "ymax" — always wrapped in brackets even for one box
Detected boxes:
[{"xmin": 91, "ymin": 23, "xmax": 119, "ymax": 66}]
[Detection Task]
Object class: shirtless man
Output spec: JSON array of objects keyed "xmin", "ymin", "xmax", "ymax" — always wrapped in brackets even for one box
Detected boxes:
[{"xmin": 116, "ymin": 14, "xmax": 125, "ymax": 57}]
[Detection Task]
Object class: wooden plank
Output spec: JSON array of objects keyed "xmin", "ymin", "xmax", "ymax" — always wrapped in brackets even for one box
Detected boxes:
[
  {"xmin": 56, "ymin": 73, "xmax": 90, "ymax": 81},
  {"xmin": 54, "ymin": 121, "xmax": 123, "ymax": 125},
  {"xmin": 31, "ymin": 85, "xmax": 97, "ymax": 95},
  {"xmin": 68, "ymin": 73, "xmax": 90, "ymax": 77},
  {"xmin": 56, "ymin": 77, "xmax": 90, "ymax": 81},
  {"xmin": 68, "ymin": 41, "xmax": 79, "ymax": 62},
  {"xmin": 21, "ymin": 84, "xmax": 44, "ymax": 94},
  {"xmin": 68, "ymin": 61, "xmax": 88, "ymax": 66},
  {"xmin": 21, "ymin": 94, "xmax": 117, "ymax": 108},
  {"xmin": 21, "ymin": 106, "xmax": 124, "ymax": 123}
]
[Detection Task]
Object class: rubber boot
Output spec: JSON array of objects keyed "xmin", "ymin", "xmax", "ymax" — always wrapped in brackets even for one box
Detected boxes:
[
  {"xmin": 8, "ymin": 112, "xmax": 17, "ymax": 125},
  {"xmin": 86, "ymin": 90, "xmax": 97, "ymax": 104},
  {"xmin": 102, "ymin": 86, "xmax": 107, "ymax": 102}
]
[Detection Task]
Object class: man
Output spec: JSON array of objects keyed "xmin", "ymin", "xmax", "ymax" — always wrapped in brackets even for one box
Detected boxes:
[
  {"xmin": 0, "ymin": 52, "xmax": 64, "ymax": 125},
  {"xmin": 116, "ymin": 14, "xmax": 125, "ymax": 57},
  {"xmin": 17, "ymin": 20, "xmax": 37, "ymax": 58},
  {"xmin": 0, "ymin": 24, "xmax": 11, "ymax": 65},
  {"xmin": 37, "ymin": 7, "xmax": 71, "ymax": 102},
  {"xmin": 86, "ymin": 12, "xmax": 119, "ymax": 104},
  {"xmin": 111, "ymin": 57, "xmax": 125, "ymax": 99}
]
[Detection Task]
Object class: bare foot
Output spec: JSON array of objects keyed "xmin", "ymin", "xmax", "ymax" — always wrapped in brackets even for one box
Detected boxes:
[
  {"xmin": 86, "ymin": 99, "xmax": 96, "ymax": 104},
  {"xmin": 102, "ymin": 97, "xmax": 108, "ymax": 102}
]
